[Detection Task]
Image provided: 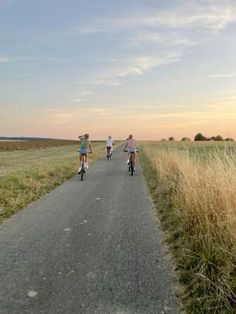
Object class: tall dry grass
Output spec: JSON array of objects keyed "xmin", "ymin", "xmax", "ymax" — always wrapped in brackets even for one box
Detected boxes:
[{"xmin": 140, "ymin": 143, "xmax": 236, "ymax": 313}]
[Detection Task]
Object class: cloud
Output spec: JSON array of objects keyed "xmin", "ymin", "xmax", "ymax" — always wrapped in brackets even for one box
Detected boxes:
[
  {"xmin": 68, "ymin": 25, "xmax": 101, "ymax": 35},
  {"xmin": 66, "ymin": 1, "xmax": 236, "ymax": 105},
  {"xmin": 71, "ymin": 88, "xmax": 94, "ymax": 103},
  {"xmin": 44, "ymin": 107, "xmax": 113, "ymax": 125},
  {"xmin": 124, "ymin": 53, "xmax": 182, "ymax": 75},
  {"xmin": 0, "ymin": 55, "xmax": 10, "ymax": 62},
  {"xmin": 88, "ymin": 52, "xmax": 182, "ymax": 89},
  {"xmin": 44, "ymin": 111, "xmax": 74, "ymax": 124},
  {"xmin": 68, "ymin": 2, "xmax": 236, "ymax": 35},
  {"xmin": 93, "ymin": 79, "xmax": 122, "ymax": 87},
  {"xmin": 66, "ymin": 1, "xmax": 236, "ymax": 92},
  {"xmin": 0, "ymin": 55, "xmax": 70, "ymax": 63},
  {"xmin": 73, "ymin": 52, "xmax": 182, "ymax": 96},
  {"xmin": 147, "ymin": 120, "xmax": 209, "ymax": 129},
  {"xmin": 207, "ymin": 73, "xmax": 236, "ymax": 79},
  {"xmin": 130, "ymin": 31, "xmax": 197, "ymax": 48},
  {"xmin": 133, "ymin": 111, "xmax": 202, "ymax": 120}
]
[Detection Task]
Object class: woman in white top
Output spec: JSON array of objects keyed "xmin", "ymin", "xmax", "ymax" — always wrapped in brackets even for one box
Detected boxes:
[{"xmin": 106, "ymin": 135, "xmax": 113, "ymax": 158}]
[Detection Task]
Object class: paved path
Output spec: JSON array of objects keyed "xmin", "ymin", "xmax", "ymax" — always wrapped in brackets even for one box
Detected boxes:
[{"xmin": 0, "ymin": 149, "xmax": 179, "ymax": 314}]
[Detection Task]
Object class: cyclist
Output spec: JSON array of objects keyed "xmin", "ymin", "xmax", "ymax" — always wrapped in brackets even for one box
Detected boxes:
[
  {"xmin": 77, "ymin": 133, "xmax": 93, "ymax": 174},
  {"xmin": 123, "ymin": 134, "xmax": 136, "ymax": 171},
  {"xmin": 106, "ymin": 135, "xmax": 113, "ymax": 158}
]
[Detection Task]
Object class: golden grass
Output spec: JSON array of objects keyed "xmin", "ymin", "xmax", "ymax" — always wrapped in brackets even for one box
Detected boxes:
[{"xmin": 139, "ymin": 141, "xmax": 236, "ymax": 313}]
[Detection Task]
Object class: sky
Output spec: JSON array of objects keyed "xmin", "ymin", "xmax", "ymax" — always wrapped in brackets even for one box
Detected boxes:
[{"xmin": 0, "ymin": 0, "xmax": 236, "ymax": 140}]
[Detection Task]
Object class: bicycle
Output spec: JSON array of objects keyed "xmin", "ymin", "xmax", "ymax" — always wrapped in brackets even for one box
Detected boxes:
[
  {"xmin": 106, "ymin": 146, "xmax": 112, "ymax": 160},
  {"xmin": 124, "ymin": 150, "xmax": 135, "ymax": 176},
  {"xmin": 78, "ymin": 152, "xmax": 92, "ymax": 181}
]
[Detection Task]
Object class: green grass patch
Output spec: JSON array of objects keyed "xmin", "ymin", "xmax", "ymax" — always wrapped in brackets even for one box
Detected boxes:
[{"xmin": 0, "ymin": 142, "xmax": 106, "ymax": 222}]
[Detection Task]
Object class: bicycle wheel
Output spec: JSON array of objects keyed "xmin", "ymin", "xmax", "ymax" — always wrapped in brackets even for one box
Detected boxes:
[
  {"xmin": 81, "ymin": 165, "xmax": 84, "ymax": 181},
  {"xmin": 130, "ymin": 159, "xmax": 134, "ymax": 176}
]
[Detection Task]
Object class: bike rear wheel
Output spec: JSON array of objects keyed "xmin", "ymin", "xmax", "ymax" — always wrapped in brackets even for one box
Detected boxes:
[
  {"xmin": 130, "ymin": 159, "xmax": 134, "ymax": 175},
  {"xmin": 81, "ymin": 165, "xmax": 85, "ymax": 181}
]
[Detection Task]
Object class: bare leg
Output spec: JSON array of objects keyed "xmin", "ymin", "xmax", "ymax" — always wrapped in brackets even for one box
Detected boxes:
[
  {"xmin": 77, "ymin": 156, "xmax": 81, "ymax": 168},
  {"xmin": 130, "ymin": 152, "xmax": 135, "ymax": 167}
]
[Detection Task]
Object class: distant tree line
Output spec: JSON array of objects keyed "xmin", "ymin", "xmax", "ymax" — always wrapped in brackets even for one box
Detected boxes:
[
  {"xmin": 194, "ymin": 133, "xmax": 234, "ymax": 141},
  {"xmin": 161, "ymin": 134, "xmax": 234, "ymax": 141}
]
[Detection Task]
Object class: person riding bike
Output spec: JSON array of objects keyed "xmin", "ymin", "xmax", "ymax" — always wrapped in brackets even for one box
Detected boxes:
[
  {"xmin": 123, "ymin": 134, "xmax": 136, "ymax": 171},
  {"xmin": 77, "ymin": 133, "xmax": 92, "ymax": 174},
  {"xmin": 106, "ymin": 135, "xmax": 113, "ymax": 158}
]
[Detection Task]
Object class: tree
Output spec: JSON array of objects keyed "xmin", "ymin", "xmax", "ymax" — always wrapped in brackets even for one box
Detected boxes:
[
  {"xmin": 181, "ymin": 137, "xmax": 191, "ymax": 141},
  {"xmin": 169, "ymin": 137, "xmax": 175, "ymax": 141},
  {"xmin": 215, "ymin": 135, "xmax": 224, "ymax": 141},
  {"xmin": 225, "ymin": 138, "xmax": 234, "ymax": 141},
  {"xmin": 194, "ymin": 133, "xmax": 208, "ymax": 141}
]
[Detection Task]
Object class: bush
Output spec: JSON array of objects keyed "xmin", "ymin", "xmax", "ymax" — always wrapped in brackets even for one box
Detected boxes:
[{"xmin": 194, "ymin": 133, "xmax": 208, "ymax": 141}]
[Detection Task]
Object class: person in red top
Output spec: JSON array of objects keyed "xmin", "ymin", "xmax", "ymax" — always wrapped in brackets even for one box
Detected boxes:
[{"xmin": 123, "ymin": 134, "xmax": 136, "ymax": 170}]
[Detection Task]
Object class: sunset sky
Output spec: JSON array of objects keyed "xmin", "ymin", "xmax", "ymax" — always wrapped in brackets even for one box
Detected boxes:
[{"xmin": 1, "ymin": 0, "xmax": 236, "ymax": 140}]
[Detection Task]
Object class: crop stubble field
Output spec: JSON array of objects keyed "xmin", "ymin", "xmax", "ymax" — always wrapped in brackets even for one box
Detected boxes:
[
  {"xmin": 0, "ymin": 139, "xmax": 79, "ymax": 151},
  {"xmin": 139, "ymin": 141, "xmax": 236, "ymax": 314},
  {"xmin": 0, "ymin": 140, "xmax": 105, "ymax": 222}
]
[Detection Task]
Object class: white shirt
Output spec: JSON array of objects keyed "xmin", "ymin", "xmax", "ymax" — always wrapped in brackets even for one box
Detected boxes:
[{"xmin": 106, "ymin": 138, "xmax": 113, "ymax": 146}]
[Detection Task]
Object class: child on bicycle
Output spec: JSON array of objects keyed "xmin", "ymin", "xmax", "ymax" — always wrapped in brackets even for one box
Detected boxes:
[
  {"xmin": 105, "ymin": 135, "xmax": 113, "ymax": 158},
  {"xmin": 123, "ymin": 134, "xmax": 136, "ymax": 170},
  {"xmin": 77, "ymin": 133, "xmax": 93, "ymax": 174}
]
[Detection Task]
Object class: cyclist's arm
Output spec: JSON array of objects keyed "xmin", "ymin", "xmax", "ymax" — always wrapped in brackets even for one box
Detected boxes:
[{"xmin": 89, "ymin": 143, "xmax": 93, "ymax": 153}]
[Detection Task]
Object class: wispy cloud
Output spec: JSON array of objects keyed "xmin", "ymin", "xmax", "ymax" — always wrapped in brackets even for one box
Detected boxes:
[
  {"xmin": 68, "ymin": 2, "xmax": 236, "ymax": 35},
  {"xmin": 88, "ymin": 52, "xmax": 182, "ymax": 89},
  {"xmin": 207, "ymin": 73, "xmax": 236, "ymax": 79},
  {"xmin": 0, "ymin": 55, "xmax": 70, "ymax": 63},
  {"xmin": 130, "ymin": 31, "xmax": 196, "ymax": 47},
  {"xmin": 43, "ymin": 111, "xmax": 74, "ymax": 124},
  {"xmin": 44, "ymin": 107, "xmax": 113, "ymax": 124},
  {"xmin": 0, "ymin": 55, "xmax": 10, "ymax": 63},
  {"xmin": 72, "ymin": 52, "xmax": 182, "ymax": 97},
  {"xmin": 66, "ymin": 1, "xmax": 236, "ymax": 95},
  {"xmin": 147, "ymin": 120, "xmax": 210, "ymax": 129},
  {"xmin": 71, "ymin": 88, "xmax": 94, "ymax": 103},
  {"xmin": 133, "ymin": 111, "xmax": 202, "ymax": 120}
]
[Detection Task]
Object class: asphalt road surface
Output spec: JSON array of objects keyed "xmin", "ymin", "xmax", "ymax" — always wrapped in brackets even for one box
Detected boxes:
[{"xmin": 0, "ymin": 148, "xmax": 179, "ymax": 314}]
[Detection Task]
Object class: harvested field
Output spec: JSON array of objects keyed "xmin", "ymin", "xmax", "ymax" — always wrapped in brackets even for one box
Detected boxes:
[{"xmin": 0, "ymin": 139, "xmax": 79, "ymax": 151}]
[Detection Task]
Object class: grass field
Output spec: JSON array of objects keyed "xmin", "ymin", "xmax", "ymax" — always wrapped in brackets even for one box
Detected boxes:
[
  {"xmin": 1, "ymin": 139, "xmax": 235, "ymax": 312},
  {"xmin": 0, "ymin": 141, "xmax": 106, "ymax": 222},
  {"xmin": 139, "ymin": 141, "xmax": 236, "ymax": 313}
]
